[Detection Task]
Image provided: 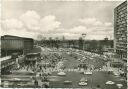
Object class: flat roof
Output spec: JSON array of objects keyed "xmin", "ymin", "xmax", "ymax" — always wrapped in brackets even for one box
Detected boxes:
[{"xmin": 1, "ymin": 35, "xmax": 33, "ymax": 40}]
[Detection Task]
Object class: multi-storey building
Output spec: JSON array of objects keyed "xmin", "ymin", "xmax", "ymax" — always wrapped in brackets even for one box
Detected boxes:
[{"xmin": 114, "ymin": 1, "xmax": 127, "ymax": 61}]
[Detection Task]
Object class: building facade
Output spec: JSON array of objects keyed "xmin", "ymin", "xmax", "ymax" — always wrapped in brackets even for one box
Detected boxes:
[
  {"xmin": 114, "ymin": 1, "xmax": 127, "ymax": 61},
  {"xmin": 1, "ymin": 35, "xmax": 34, "ymax": 57}
]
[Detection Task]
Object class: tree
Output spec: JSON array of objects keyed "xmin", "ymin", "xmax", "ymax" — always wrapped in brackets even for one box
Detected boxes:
[
  {"xmin": 37, "ymin": 34, "xmax": 43, "ymax": 41},
  {"xmin": 79, "ymin": 37, "xmax": 83, "ymax": 50},
  {"xmin": 62, "ymin": 36, "xmax": 65, "ymax": 40}
]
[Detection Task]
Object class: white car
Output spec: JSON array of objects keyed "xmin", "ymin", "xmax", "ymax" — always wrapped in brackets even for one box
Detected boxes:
[
  {"xmin": 57, "ymin": 72, "xmax": 66, "ymax": 76},
  {"xmin": 113, "ymin": 72, "xmax": 120, "ymax": 76},
  {"xmin": 105, "ymin": 81, "xmax": 115, "ymax": 85},
  {"xmin": 78, "ymin": 82, "xmax": 87, "ymax": 86},
  {"xmin": 84, "ymin": 71, "xmax": 92, "ymax": 75},
  {"xmin": 64, "ymin": 80, "xmax": 72, "ymax": 84},
  {"xmin": 116, "ymin": 84, "xmax": 123, "ymax": 88}
]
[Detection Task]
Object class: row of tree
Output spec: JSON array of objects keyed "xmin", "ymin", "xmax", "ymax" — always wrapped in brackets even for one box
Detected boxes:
[{"xmin": 35, "ymin": 38, "xmax": 113, "ymax": 54}]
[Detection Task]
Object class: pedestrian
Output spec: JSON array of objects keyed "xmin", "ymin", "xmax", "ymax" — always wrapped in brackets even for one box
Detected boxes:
[
  {"xmin": 96, "ymin": 85, "xmax": 101, "ymax": 89},
  {"xmin": 34, "ymin": 80, "xmax": 38, "ymax": 87},
  {"xmin": 44, "ymin": 84, "xmax": 49, "ymax": 88}
]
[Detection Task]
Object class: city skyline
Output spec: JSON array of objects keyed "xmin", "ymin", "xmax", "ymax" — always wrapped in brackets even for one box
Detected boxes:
[{"xmin": 1, "ymin": 0, "xmax": 124, "ymax": 40}]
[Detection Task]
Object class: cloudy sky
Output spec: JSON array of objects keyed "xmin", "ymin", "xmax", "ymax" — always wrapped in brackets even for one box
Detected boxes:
[{"xmin": 1, "ymin": 0, "xmax": 124, "ymax": 40}]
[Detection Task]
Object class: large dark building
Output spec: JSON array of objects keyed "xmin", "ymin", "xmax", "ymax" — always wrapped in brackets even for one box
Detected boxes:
[
  {"xmin": 1, "ymin": 35, "xmax": 34, "ymax": 57},
  {"xmin": 114, "ymin": 1, "xmax": 127, "ymax": 61}
]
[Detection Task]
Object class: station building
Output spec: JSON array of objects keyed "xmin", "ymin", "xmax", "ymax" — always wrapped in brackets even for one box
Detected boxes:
[{"xmin": 1, "ymin": 35, "xmax": 34, "ymax": 57}]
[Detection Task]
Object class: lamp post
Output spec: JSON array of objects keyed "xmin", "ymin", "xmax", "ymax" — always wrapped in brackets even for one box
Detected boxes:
[{"xmin": 82, "ymin": 33, "xmax": 86, "ymax": 51}]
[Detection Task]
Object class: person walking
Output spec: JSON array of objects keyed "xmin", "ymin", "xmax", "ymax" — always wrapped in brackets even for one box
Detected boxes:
[
  {"xmin": 95, "ymin": 85, "xmax": 101, "ymax": 89},
  {"xmin": 34, "ymin": 80, "xmax": 38, "ymax": 88}
]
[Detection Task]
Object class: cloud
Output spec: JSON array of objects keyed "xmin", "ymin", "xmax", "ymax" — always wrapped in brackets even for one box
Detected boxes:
[
  {"xmin": 40, "ymin": 32, "xmax": 81, "ymax": 40},
  {"xmin": 2, "ymin": 18, "xmax": 23, "ymax": 30},
  {"xmin": 2, "ymin": 28, "xmax": 38, "ymax": 38},
  {"xmin": 20, "ymin": 10, "xmax": 40, "ymax": 30},
  {"xmin": 78, "ymin": 17, "xmax": 113, "ymax": 40},
  {"xmin": 51, "ymin": 26, "xmax": 88, "ymax": 34},
  {"xmin": 40, "ymin": 15, "xmax": 61, "ymax": 33},
  {"xmin": 104, "ymin": 22, "xmax": 112, "ymax": 27},
  {"xmin": 2, "ymin": 10, "xmax": 61, "ymax": 39},
  {"xmin": 86, "ymin": 35, "xmax": 107, "ymax": 40},
  {"xmin": 79, "ymin": 17, "xmax": 103, "ymax": 26},
  {"xmin": 4, "ymin": 0, "xmax": 23, "ymax": 1},
  {"xmin": 1, "ymin": 11, "xmax": 40, "ymax": 38},
  {"xmin": 79, "ymin": 17, "xmax": 112, "ymax": 27},
  {"xmin": 2, "ymin": 10, "xmax": 113, "ymax": 40},
  {"xmin": 19, "ymin": 10, "xmax": 61, "ymax": 33},
  {"xmin": 68, "ymin": 26, "xmax": 88, "ymax": 34}
]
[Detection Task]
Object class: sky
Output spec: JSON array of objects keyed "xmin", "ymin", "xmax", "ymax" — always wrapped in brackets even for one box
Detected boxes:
[{"xmin": 1, "ymin": 0, "xmax": 124, "ymax": 40}]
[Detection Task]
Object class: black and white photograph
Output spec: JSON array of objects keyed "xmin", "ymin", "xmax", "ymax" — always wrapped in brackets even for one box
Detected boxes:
[{"xmin": 0, "ymin": 0, "xmax": 127, "ymax": 89}]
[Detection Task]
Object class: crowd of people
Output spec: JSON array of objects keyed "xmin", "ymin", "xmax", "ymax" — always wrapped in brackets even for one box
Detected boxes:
[{"xmin": 19, "ymin": 49, "xmax": 65, "ymax": 88}]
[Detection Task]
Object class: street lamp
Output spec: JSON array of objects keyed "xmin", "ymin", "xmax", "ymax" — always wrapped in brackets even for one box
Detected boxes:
[{"xmin": 82, "ymin": 33, "xmax": 86, "ymax": 51}]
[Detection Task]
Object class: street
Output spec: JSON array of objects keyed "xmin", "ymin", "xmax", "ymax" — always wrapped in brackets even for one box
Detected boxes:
[
  {"xmin": 45, "ymin": 48, "xmax": 126, "ymax": 89},
  {"xmin": 40, "ymin": 47, "xmax": 126, "ymax": 89},
  {"xmin": 1, "ymin": 47, "xmax": 127, "ymax": 89}
]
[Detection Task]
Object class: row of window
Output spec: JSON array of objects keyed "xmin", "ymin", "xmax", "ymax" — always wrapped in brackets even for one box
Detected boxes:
[
  {"xmin": 116, "ymin": 9, "xmax": 127, "ymax": 16},
  {"xmin": 116, "ymin": 49, "xmax": 127, "ymax": 58},
  {"xmin": 116, "ymin": 2, "xmax": 127, "ymax": 12},
  {"xmin": 116, "ymin": 17, "xmax": 127, "ymax": 23},
  {"xmin": 116, "ymin": 25, "xmax": 127, "ymax": 29},
  {"xmin": 116, "ymin": 37, "xmax": 127, "ymax": 41},
  {"xmin": 116, "ymin": 33, "xmax": 127, "ymax": 38},
  {"xmin": 116, "ymin": 37, "xmax": 127, "ymax": 42},
  {"xmin": 116, "ymin": 47, "xmax": 127, "ymax": 52},
  {"xmin": 116, "ymin": 27, "xmax": 127, "ymax": 31},
  {"xmin": 116, "ymin": 43, "xmax": 127, "ymax": 47}
]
